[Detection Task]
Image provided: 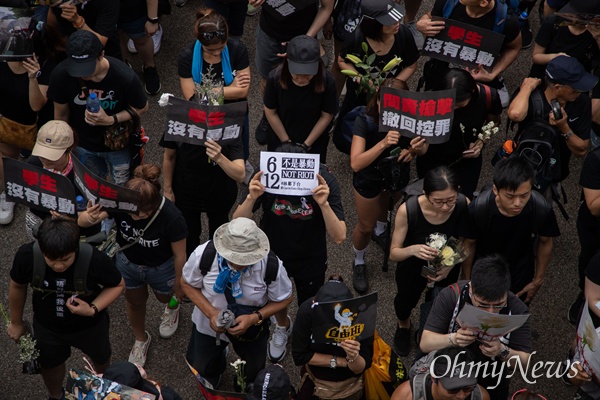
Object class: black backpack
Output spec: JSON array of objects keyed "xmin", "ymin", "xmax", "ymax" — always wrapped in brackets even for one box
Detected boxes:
[
  {"xmin": 31, "ymin": 242, "xmax": 94, "ymax": 296},
  {"xmin": 198, "ymin": 241, "xmax": 279, "ymax": 285}
]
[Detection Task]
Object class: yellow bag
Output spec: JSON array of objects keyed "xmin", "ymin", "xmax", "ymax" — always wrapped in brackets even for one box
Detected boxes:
[{"xmin": 364, "ymin": 331, "xmax": 407, "ymax": 400}]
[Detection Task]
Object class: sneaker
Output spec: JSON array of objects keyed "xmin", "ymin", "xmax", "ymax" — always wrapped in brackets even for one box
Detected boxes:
[
  {"xmin": 568, "ymin": 292, "xmax": 585, "ymax": 325},
  {"xmin": 247, "ymin": 4, "xmax": 261, "ymax": 16},
  {"xmin": 174, "ymin": 0, "xmax": 188, "ymax": 7},
  {"xmin": 371, "ymin": 229, "xmax": 388, "ymax": 250},
  {"xmin": 394, "ymin": 325, "xmax": 411, "ymax": 357},
  {"xmin": 159, "ymin": 304, "xmax": 180, "ymax": 338},
  {"xmin": 255, "ymin": 114, "xmax": 270, "ymax": 145},
  {"xmin": 127, "ymin": 38, "xmax": 137, "ymax": 54},
  {"xmin": 352, "ymin": 263, "xmax": 368, "ymax": 294},
  {"xmin": 520, "ymin": 20, "xmax": 533, "ymax": 49},
  {"xmin": 152, "ymin": 25, "xmax": 163, "ymax": 54},
  {"xmin": 0, "ymin": 192, "xmax": 15, "ymax": 225},
  {"xmin": 143, "ymin": 66, "xmax": 161, "ymax": 95},
  {"xmin": 47, "ymin": 388, "xmax": 66, "ymax": 400},
  {"xmin": 129, "ymin": 331, "xmax": 151, "ymax": 367},
  {"xmin": 407, "ymin": 20, "xmax": 425, "ymax": 50},
  {"xmin": 268, "ymin": 315, "xmax": 292, "ymax": 362},
  {"xmin": 124, "ymin": 59, "xmax": 133, "ymax": 69}
]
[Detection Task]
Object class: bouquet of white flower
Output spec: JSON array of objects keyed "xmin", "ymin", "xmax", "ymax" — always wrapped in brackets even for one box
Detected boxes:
[
  {"xmin": 421, "ymin": 234, "xmax": 468, "ymax": 286},
  {"xmin": 1, "ymin": 303, "xmax": 40, "ymax": 374},
  {"xmin": 230, "ymin": 358, "xmax": 247, "ymax": 392}
]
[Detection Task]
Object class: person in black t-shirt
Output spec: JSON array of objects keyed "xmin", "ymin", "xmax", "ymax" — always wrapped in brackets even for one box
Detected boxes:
[
  {"xmin": 508, "ymin": 56, "xmax": 597, "ymax": 182},
  {"xmin": 49, "ymin": 31, "xmax": 148, "ymax": 185},
  {"xmin": 264, "ymin": 35, "xmax": 338, "ymax": 163},
  {"xmin": 8, "ymin": 218, "xmax": 124, "ymax": 400},
  {"xmin": 460, "ymin": 157, "xmax": 560, "ymax": 304},
  {"xmin": 417, "ymin": 0, "xmax": 522, "ymax": 106},
  {"xmin": 80, "ymin": 164, "xmax": 188, "ymax": 367}
]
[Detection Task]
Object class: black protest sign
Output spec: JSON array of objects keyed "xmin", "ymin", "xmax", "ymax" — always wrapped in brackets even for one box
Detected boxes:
[
  {"xmin": 422, "ymin": 17, "xmax": 504, "ymax": 71},
  {"xmin": 3, "ymin": 158, "xmax": 77, "ymax": 215},
  {"xmin": 0, "ymin": 6, "xmax": 35, "ymax": 62},
  {"xmin": 72, "ymin": 157, "xmax": 141, "ymax": 214},
  {"xmin": 311, "ymin": 292, "xmax": 378, "ymax": 344},
  {"xmin": 379, "ymin": 87, "xmax": 455, "ymax": 144},
  {"xmin": 262, "ymin": 0, "xmax": 315, "ymax": 21},
  {"xmin": 163, "ymin": 96, "xmax": 246, "ymax": 146}
]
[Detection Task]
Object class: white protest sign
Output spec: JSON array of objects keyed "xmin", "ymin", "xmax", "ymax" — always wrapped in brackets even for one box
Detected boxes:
[{"xmin": 259, "ymin": 151, "xmax": 319, "ymax": 196}]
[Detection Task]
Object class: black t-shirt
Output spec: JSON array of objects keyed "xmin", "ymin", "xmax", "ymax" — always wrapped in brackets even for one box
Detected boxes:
[
  {"xmin": 51, "ymin": 0, "xmax": 121, "ymax": 59},
  {"xmin": 0, "ymin": 62, "xmax": 38, "ymax": 125},
  {"xmin": 119, "ymin": 0, "xmax": 148, "ymax": 23},
  {"xmin": 48, "ymin": 56, "xmax": 148, "ymax": 152},
  {"xmin": 516, "ymin": 86, "xmax": 592, "ymax": 181},
  {"xmin": 352, "ymin": 113, "xmax": 412, "ymax": 183},
  {"xmin": 111, "ymin": 198, "xmax": 188, "ymax": 266},
  {"xmin": 10, "ymin": 242, "xmax": 122, "ymax": 333},
  {"xmin": 263, "ymin": 68, "xmax": 338, "ymax": 150},
  {"xmin": 259, "ymin": 0, "xmax": 319, "ymax": 43},
  {"xmin": 530, "ymin": 15, "xmax": 600, "ymax": 79},
  {"xmin": 459, "ymin": 191, "xmax": 560, "ymax": 293},
  {"xmin": 417, "ymin": 83, "xmax": 502, "ymax": 171},
  {"xmin": 424, "ymin": 281, "xmax": 531, "ymax": 393},
  {"xmin": 245, "ymin": 165, "xmax": 345, "ymax": 273},
  {"xmin": 578, "ymin": 147, "xmax": 600, "ymax": 221},
  {"xmin": 159, "ymin": 136, "xmax": 244, "ymax": 211},
  {"xmin": 37, "ymin": 53, "xmax": 67, "ymax": 128},
  {"xmin": 340, "ymin": 26, "xmax": 419, "ymax": 98},
  {"xmin": 178, "ymin": 39, "xmax": 250, "ymax": 104},
  {"xmin": 27, "ymin": 155, "xmax": 101, "ymax": 237}
]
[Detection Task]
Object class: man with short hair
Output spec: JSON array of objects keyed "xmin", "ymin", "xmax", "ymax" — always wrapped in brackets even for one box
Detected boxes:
[
  {"xmin": 460, "ymin": 157, "xmax": 560, "ymax": 304},
  {"xmin": 391, "ymin": 347, "xmax": 490, "ymax": 400},
  {"xmin": 420, "ymin": 255, "xmax": 532, "ymax": 400},
  {"xmin": 49, "ymin": 30, "xmax": 148, "ymax": 185},
  {"xmin": 7, "ymin": 218, "xmax": 124, "ymax": 400}
]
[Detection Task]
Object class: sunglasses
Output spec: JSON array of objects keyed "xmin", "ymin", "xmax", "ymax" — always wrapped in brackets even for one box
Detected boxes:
[
  {"xmin": 511, "ymin": 389, "xmax": 548, "ymax": 400},
  {"xmin": 201, "ymin": 29, "xmax": 226, "ymax": 41}
]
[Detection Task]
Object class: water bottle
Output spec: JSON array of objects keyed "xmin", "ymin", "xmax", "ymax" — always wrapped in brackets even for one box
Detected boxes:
[
  {"xmin": 518, "ymin": 10, "xmax": 528, "ymax": 27},
  {"xmin": 86, "ymin": 92, "xmax": 100, "ymax": 113},
  {"xmin": 492, "ymin": 140, "xmax": 516, "ymax": 166},
  {"xmin": 76, "ymin": 195, "xmax": 87, "ymax": 212},
  {"xmin": 168, "ymin": 296, "xmax": 179, "ymax": 308}
]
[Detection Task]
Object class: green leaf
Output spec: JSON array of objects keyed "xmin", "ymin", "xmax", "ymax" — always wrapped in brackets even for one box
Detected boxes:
[
  {"xmin": 361, "ymin": 41, "xmax": 368, "ymax": 53},
  {"xmin": 356, "ymin": 63, "xmax": 369, "ymax": 69},
  {"xmin": 366, "ymin": 53, "xmax": 377, "ymax": 66}
]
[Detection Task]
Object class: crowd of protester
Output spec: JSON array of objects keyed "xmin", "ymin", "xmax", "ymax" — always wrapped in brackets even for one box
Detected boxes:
[{"xmin": 4, "ymin": 0, "xmax": 600, "ymax": 399}]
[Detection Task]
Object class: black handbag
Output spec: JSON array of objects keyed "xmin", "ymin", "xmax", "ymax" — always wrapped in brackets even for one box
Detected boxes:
[{"xmin": 224, "ymin": 286, "xmax": 271, "ymax": 342}]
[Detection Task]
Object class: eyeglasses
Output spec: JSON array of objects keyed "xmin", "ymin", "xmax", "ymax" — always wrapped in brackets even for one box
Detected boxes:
[
  {"xmin": 429, "ymin": 196, "xmax": 457, "ymax": 208},
  {"xmin": 446, "ymin": 384, "xmax": 477, "ymax": 395},
  {"xmin": 471, "ymin": 294, "xmax": 508, "ymax": 310},
  {"xmin": 511, "ymin": 388, "xmax": 548, "ymax": 400},
  {"xmin": 201, "ymin": 29, "xmax": 226, "ymax": 41}
]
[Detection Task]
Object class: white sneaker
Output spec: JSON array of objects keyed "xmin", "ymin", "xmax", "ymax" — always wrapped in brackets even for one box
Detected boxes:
[
  {"xmin": 127, "ymin": 25, "xmax": 162, "ymax": 55},
  {"xmin": 0, "ymin": 193, "xmax": 15, "ymax": 225},
  {"xmin": 267, "ymin": 315, "xmax": 292, "ymax": 362},
  {"xmin": 129, "ymin": 331, "xmax": 151, "ymax": 367},
  {"xmin": 159, "ymin": 304, "xmax": 180, "ymax": 338}
]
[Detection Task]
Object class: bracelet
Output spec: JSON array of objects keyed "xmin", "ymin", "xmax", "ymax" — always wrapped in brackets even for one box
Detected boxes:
[
  {"xmin": 73, "ymin": 16, "xmax": 85, "ymax": 29},
  {"xmin": 346, "ymin": 355, "xmax": 357, "ymax": 363},
  {"xmin": 112, "ymin": 114, "xmax": 118, "ymax": 126},
  {"xmin": 300, "ymin": 143, "xmax": 311, "ymax": 151},
  {"xmin": 90, "ymin": 303, "xmax": 99, "ymax": 316},
  {"xmin": 147, "ymin": 17, "xmax": 159, "ymax": 24},
  {"xmin": 562, "ymin": 130, "xmax": 573, "ymax": 140},
  {"xmin": 449, "ymin": 333, "xmax": 457, "ymax": 346}
]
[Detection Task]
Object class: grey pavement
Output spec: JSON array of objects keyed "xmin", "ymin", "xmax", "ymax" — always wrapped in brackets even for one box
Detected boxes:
[{"xmin": 0, "ymin": 1, "xmax": 586, "ymax": 398}]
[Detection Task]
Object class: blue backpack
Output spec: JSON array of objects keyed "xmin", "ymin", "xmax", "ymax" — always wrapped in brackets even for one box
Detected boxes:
[{"xmin": 441, "ymin": 0, "xmax": 519, "ymax": 34}]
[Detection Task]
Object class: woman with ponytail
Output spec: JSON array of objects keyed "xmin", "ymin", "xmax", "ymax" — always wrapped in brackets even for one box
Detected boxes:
[{"xmin": 81, "ymin": 164, "xmax": 188, "ymax": 367}]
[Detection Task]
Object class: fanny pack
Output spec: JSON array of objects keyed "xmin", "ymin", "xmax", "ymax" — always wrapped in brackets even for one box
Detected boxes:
[
  {"xmin": 224, "ymin": 286, "xmax": 270, "ymax": 342},
  {"xmin": 0, "ymin": 114, "xmax": 37, "ymax": 150},
  {"xmin": 301, "ymin": 365, "xmax": 364, "ymax": 400}
]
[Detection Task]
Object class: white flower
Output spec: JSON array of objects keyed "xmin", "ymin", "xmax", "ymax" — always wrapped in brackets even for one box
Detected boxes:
[
  {"xmin": 158, "ymin": 93, "xmax": 173, "ymax": 107},
  {"xmin": 427, "ymin": 233, "xmax": 447, "ymax": 250}
]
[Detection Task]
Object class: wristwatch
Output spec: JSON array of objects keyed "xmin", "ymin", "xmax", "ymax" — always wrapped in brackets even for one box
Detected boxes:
[
  {"xmin": 253, "ymin": 310, "xmax": 263, "ymax": 326},
  {"xmin": 147, "ymin": 17, "xmax": 159, "ymax": 24},
  {"xmin": 499, "ymin": 344, "xmax": 510, "ymax": 361},
  {"xmin": 330, "ymin": 356, "xmax": 337, "ymax": 369},
  {"xmin": 562, "ymin": 130, "xmax": 573, "ymax": 140}
]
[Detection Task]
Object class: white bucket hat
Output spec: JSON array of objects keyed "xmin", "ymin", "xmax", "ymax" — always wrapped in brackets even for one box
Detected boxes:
[{"xmin": 213, "ymin": 218, "xmax": 270, "ymax": 266}]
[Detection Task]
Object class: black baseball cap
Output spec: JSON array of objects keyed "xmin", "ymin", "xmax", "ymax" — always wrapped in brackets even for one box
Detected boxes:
[
  {"xmin": 287, "ymin": 35, "xmax": 320, "ymax": 75},
  {"xmin": 559, "ymin": 0, "xmax": 600, "ymax": 15},
  {"xmin": 432, "ymin": 355, "xmax": 478, "ymax": 391},
  {"xmin": 103, "ymin": 361, "xmax": 159, "ymax": 397},
  {"xmin": 65, "ymin": 30, "xmax": 103, "ymax": 78},
  {"xmin": 361, "ymin": 0, "xmax": 405, "ymax": 26},
  {"xmin": 247, "ymin": 364, "xmax": 291, "ymax": 400},
  {"xmin": 545, "ymin": 56, "xmax": 598, "ymax": 92}
]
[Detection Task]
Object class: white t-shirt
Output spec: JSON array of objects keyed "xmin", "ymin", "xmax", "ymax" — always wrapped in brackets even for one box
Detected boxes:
[{"xmin": 182, "ymin": 241, "xmax": 293, "ymax": 342}]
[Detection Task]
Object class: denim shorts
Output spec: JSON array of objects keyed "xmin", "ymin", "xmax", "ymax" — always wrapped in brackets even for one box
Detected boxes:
[
  {"xmin": 118, "ymin": 16, "xmax": 147, "ymax": 39},
  {"xmin": 255, "ymin": 25, "xmax": 286, "ymax": 79},
  {"xmin": 74, "ymin": 146, "xmax": 130, "ymax": 185},
  {"xmin": 115, "ymin": 252, "xmax": 175, "ymax": 295}
]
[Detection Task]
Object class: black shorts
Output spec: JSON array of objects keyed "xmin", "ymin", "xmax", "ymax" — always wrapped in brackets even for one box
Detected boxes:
[
  {"xmin": 353, "ymin": 173, "xmax": 384, "ymax": 199},
  {"xmin": 33, "ymin": 313, "xmax": 112, "ymax": 369}
]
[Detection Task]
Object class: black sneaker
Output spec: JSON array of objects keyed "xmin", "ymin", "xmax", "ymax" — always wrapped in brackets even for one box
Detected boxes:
[
  {"xmin": 568, "ymin": 292, "xmax": 585, "ymax": 325},
  {"xmin": 255, "ymin": 113, "xmax": 270, "ymax": 145},
  {"xmin": 520, "ymin": 20, "xmax": 533, "ymax": 49},
  {"xmin": 371, "ymin": 229, "xmax": 388, "ymax": 250},
  {"xmin": 353, "ymin": 263, "xmax": 368, "ymax": 294},
  {"xmin": 394, "ymin": 325, "xmax": 411, "ymax": 357},
  {"xmin": 143, "ymin": 66, "xmax": 161, "ymax": 95}
]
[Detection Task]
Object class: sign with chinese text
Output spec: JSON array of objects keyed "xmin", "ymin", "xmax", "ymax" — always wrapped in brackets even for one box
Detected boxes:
[
  {"xmin": 259, "ymin": 151, "xmax": 319, "ymax": 196},
  {"xmin": 72, "ymin": 157, "xmax": 141, "ymax": 214},
  {"xmin": 3, "ymin": 158, "xmax": 76, "ymax": 216},
  {"xmin": 186, "ymin": 359, "xmax": 247, "ymax": 400},
  {"xmin": 66, "ymin": 368, "xmax": 155, "ymax": 400},
  {"xmin": 163, "ymin": 96, "xmax": 246, "ymax": 146},
  {"xmin": 422, "ymin": 18, "xmax": 504, "ymax": 71},
  {"xmin": 0, "ymin": 6, "xmax": 35, "ymax": 62},
  {"xmin": 379, "ymin": 87, "xmax": 456, "ymax": 143},
  {"xmin": 311, "ymin": 292, "xmax": 377, "ymax": 345},
  {"xmin": 263, "ymin": 0, "xmax": 315, "ymax": 20}
]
